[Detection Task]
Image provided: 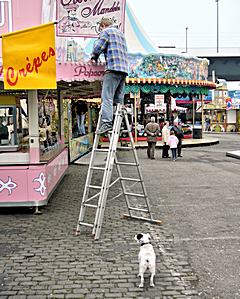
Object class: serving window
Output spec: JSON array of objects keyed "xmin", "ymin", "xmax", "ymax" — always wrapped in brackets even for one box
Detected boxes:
[{"xmin": 0, "ymin": 97, "xmax": 28, "ymax": 152}]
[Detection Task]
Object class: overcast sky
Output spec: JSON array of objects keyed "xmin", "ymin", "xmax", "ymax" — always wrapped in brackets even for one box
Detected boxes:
[{"xmin": 129, "ymin": 0, "xmax": 240, "ymax": 49}]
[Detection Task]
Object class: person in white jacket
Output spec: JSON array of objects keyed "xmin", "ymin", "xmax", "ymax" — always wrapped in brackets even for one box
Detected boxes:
[
  {"xmin": 161, "ymin": 121, "xmax": 170, "ymax": 158},
  {"xmin": 168, "ymin": 130, "xmax": 179, "ymax": 161}
]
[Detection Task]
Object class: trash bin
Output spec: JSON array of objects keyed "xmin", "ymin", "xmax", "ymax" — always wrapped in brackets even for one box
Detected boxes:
[{"xmin": 193, "ymin": 128, "xmax": 202, "ymax": 139}]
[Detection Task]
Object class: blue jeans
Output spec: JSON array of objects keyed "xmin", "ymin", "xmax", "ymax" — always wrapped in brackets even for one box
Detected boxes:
[
  {"xmin": 101, "ymin": 72, "xmax": 126, "ymax": 123},
  {"xmin": 171, "ymin": 148, "xmax": 177, "ymax": 160}
]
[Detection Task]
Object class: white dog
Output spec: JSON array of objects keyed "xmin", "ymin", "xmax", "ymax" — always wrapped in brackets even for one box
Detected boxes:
[{"xmin": 134, "ymin": 233, "xmax": 156, "ymax": 288}]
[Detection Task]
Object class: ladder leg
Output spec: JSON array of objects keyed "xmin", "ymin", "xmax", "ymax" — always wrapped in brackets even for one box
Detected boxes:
[
  {"xmin": 94, "ymin": 104, "xmax": 123, "ymax": 239},
  {"xmin": 76, "ymin": 109, "xmax": 102, "ymax": 235},
  {"xmin": 123, "ymin": 111, "xmax": 154, "ymax": 219}
]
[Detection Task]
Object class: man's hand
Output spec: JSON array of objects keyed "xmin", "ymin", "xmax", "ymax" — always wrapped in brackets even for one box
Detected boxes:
[{"xmin": 88, "ymin": 59, "xmax": 97, "ymax": 65}]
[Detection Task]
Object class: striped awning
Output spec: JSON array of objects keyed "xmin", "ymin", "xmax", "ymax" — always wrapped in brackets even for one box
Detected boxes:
[{"xmin": 126, "ymin": 77, "xmax": 216, "ymax": 88}]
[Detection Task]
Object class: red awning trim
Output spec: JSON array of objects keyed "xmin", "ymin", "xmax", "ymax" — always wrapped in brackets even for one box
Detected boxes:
[{"xmin": 126, "ymin": 77, "xmax": 216, "ymax": 88}]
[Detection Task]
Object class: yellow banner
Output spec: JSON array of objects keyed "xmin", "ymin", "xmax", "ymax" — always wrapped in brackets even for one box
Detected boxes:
[{"xmin": 2, "ymin": 23, "xmax": 56, "ymax": 90}]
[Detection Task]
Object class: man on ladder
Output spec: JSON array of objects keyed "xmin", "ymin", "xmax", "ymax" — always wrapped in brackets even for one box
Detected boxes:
[
  {"xmin": 90, "ymin": 17, "xmax": 129, "ymax": 134},
  {"xmin": 75, "ymin": 17, "xmax": 161, "ymax": 240}
]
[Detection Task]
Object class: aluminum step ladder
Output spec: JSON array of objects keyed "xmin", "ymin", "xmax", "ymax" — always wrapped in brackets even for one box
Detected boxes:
[{"xmin": 76, "ymin": 104, "xmax": 161, "ymax": 240}]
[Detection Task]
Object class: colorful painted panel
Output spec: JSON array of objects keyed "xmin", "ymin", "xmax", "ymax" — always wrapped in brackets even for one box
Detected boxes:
[
  {"xmin": 69, "ymin": 133, "xmax": 93, "ymax": 162},
  {"xmin": 128, "ymin": 53, "xmax": 209, "ymax": 81}
]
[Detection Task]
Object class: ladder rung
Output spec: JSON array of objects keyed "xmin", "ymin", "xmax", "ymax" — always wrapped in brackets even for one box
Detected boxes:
[
  {"xmin": 87, "ymin": 185, "xmax": 102, "ymax": 190},
  {"xmin": 123, "ymin": 214, "xmax": 162, "ymax": 225},
  {"xmin": 117, "ymin": 146, "xmax": 131, "ymax": 150},
  {"xmin": 124, "ymin": 192, "xmax": 145, "ymax": 198},
  {"xmin": 83, "ymin": 204, "xmax": 98, "ymax": 208},
  {"xmin": 79, "ymin": 222, "xmax": 94, "ymax": 227},
  {"xmin": 115, "ymin": 162, "xmax": 138, "ymax": 166},
  {"xmin": 128, "ymin": 207, "xmax": 149, "ymax": 212},
  {"xmin": 95, "ymin": 149, "xmax": 109, "ymax": 153},
  {"xmin": 91, "ymin": 166, "xmax": 106, "ymax": 171},
  {"xmin": 121, "ymin": 177, "xmax": 141, "ymax": 182}
]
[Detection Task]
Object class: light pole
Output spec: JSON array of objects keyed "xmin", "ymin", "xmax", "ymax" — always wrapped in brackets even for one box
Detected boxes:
[
  {"xmin": 215, "ymin": 0, "xmax": 219, "ymax": 53},
  {"xmin": 185, "ymin": 27, "xmax": 188, "ymax": 53}
]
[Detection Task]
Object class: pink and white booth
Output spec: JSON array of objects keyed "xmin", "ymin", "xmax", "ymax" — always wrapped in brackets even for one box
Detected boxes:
[
  {"xmin": 0, "ymin": 1, "xmax": 75, "ymax": 209},
  {"xmin": 0, "ymin": 0, "xmax": 114, "ymax": 212}
]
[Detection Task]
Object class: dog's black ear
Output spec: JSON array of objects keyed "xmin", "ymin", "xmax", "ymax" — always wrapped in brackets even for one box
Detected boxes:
[{"xmin": 137, "ymin": 233, "xmax": 143, "ymax": 240}]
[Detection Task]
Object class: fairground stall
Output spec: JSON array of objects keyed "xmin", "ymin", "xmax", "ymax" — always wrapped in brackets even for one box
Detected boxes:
[
  {"xmin": 204, "ymin": 80, "xmax": 240, "ymax": 132},
  {"xmin": 124, "ymin": 52, "xmax": 215, "ymax": 140},
  {"xmin": 0, "ymin": 22, "xmax": 68, "ymax": 211}
]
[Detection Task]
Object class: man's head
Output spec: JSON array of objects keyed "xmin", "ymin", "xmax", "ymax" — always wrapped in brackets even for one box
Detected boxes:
[
  {"xmin": 150, "ymin": 116, "xmax": 155, "ymax": 123},
  {"xmin": 99, "ymin": 17, "xmax": 113, "ymax": 31}
]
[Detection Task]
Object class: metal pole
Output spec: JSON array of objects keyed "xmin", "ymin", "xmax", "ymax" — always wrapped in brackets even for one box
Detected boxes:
[
  {"xmin": 28, "ymin": 90, "xmax": 40, "ymax": 164},
  {"xmin": 212, "ymin": 70, "xmax": 215, "ymax": 83},
  {"xmin": 192, "ymin": 95, "xmax": 195, "ymax": 128},
  {"xmin": 201, "ymin": 94, "xmax": 204, "ymax": 133},
  {"xmin": 216, "ymin": 0, "xmax": 219, "ymax": 53},
  {"xmin": 185, "ymin": 27, "xmax": 188, "ymax": 53},
  {"xmin": 134, "ymin": 93, "xmax": 137, "ymax": 143}
]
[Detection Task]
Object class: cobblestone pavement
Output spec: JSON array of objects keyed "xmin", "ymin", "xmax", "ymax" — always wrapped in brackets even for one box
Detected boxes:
[{"xmin": 0, "ymin": 133, "xmax": 239, "ymax": 299}]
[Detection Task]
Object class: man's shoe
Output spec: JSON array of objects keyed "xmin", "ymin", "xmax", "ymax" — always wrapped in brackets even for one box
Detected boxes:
[
  {"xmin": 178, "ymin": 155, "xmax": 183, "ymax": 157},
  {"xmin": 97, "ymin": 123, "xmax": 113, "ymax": 135}
]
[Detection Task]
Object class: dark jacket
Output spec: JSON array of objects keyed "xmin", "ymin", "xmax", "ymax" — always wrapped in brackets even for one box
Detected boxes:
[
  {"xmin": 171, "ymin": 125, "xmax": 184, "ymax": 140},
  {"xmin": 144, "ymin": 122, "xmax": 160, "ymax": 142}
]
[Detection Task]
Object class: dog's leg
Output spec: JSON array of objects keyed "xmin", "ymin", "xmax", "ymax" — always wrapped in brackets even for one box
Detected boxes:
[
  {"xmin": 149, "ymin": 262, "xmax": 156, "ymax": 287},
  {"xmin": 150, "ymin": 273, "xmax": 155, "ymax": 287},
  {"xmin": 138, "ymin": 257, "xmax": 144, "ymax": 288},
  {"xmin": 138, "ymin": 272, "xmax": 144, "ymax": 288}
]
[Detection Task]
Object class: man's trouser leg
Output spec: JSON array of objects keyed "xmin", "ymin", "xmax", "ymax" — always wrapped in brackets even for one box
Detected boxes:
[
  {"xmin": 150, "ymin": 142, "xmax": 156, "ymax": 159},
  {"xmin": 162, "ymin": 143, "xmax": 169, "ymax": 157},
  {"xmin": 147, "ymin": 142, "xmax": 151, "ymax": 158},
  {"xmin": 101, "ymin": 72, "xmax": 126, "ymax": 124},
  {"xmin": 178, "ymin": 139, "xmax": 182, "ymax": 156}
]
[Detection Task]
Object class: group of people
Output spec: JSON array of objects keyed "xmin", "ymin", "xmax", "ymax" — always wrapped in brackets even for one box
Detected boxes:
[{"xmin": 144, "ymin": 117, "xmax": 184, "ymax": 161}]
